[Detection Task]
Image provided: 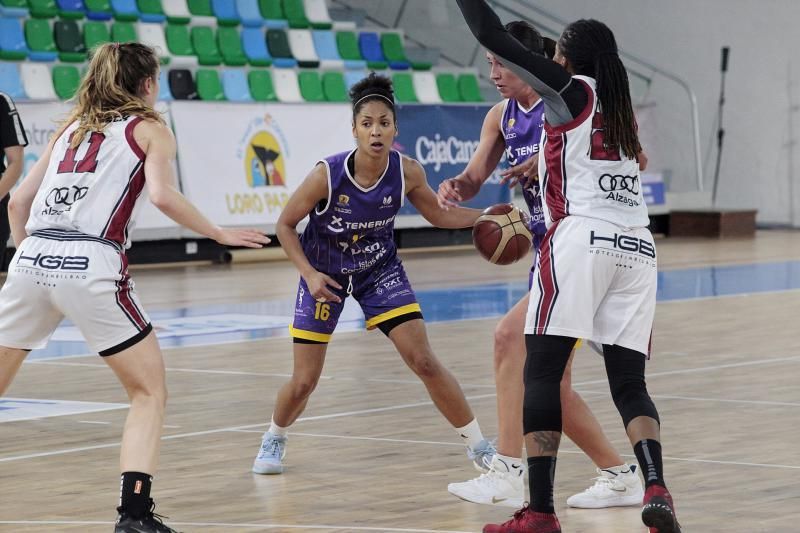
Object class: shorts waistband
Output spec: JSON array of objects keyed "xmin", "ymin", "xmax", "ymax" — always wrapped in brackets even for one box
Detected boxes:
[{"xmin": 30, "ymin": 229, "xmax": 123, "ymax": 252}]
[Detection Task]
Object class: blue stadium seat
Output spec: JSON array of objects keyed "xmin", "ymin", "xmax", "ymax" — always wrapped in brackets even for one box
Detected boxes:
[
  {"xmin": 312, "ymin": 29, "xmax": 356, "ymax": 68},
  {"xmin": 344, "ymin": 69, "xmax": 366, "ymax": 90},
  {"xmin": 57, "ymin": 0, "xmax": 86, "ymax": 16},
  {"xmin": 241, "ymin": 27, "xmax": 272, "ymax": 66},
  {"xmin": 358, "ymin": 31, "xmax": 386, "ymax": 67},
  {"xmin": 0, "ymin": 18, "xmax": 29, "ymax": 60},
  {"xmin": 110, "ymin": 0, "xmax": 139, "ymax": 20},
  {"xmin": 0, "ymin": 63, "xmax": 26, "ymax": 100},
  {"xmin": 211, "ymin": 0, "xmax": 239, "ymax": 25},
  {"xmin": 0, "ymin": 2, "xmax": 28, "ymax": 17},
  {"xmin": 236, "ymin": 0, "xmax": 262, "ymax": 27},
  {"xmin": 158, "ymin": 69, "xmax": 173, "ymax": 100},
  {"xmin": 222, "ymin": 69, "xmax": 252, "ymax": 101}
]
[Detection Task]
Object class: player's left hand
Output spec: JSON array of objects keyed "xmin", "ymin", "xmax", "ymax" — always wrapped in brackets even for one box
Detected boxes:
[
  {"xmin": 215, "ymin": 228, "xmax": 271, "ymax": 248},
  {"xmin": 500, "ymin": 154, "xmax": 538, "ymax": 188}
]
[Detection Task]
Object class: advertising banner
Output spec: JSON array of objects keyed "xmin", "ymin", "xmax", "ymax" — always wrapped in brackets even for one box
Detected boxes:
[
  {"xmin": 393, "ymin": 104, "xmax": 508, "ymax": 216},
  {"xmin": 171, "ymin": 101, "xmax": 353, "ymax": 228}
]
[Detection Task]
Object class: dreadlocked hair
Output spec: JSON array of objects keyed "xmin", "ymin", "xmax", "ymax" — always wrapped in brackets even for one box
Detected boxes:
[
  {"xmin": 64, "ymin": 42, "xmax": 163, "ymax": 149},
  {"xmin": 558, "ymin": 19, "xmax": 640, "ymax": 159}
]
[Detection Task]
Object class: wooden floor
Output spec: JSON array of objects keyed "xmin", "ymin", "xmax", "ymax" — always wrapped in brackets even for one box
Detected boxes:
[{"xmin": 2, "ymin": 230, "xmax": 800, "ymax": 532}]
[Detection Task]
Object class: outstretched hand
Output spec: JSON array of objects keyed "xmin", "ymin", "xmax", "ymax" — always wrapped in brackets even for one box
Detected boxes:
[
  {"xmin": 500, "ymin": 154, "xmax": 539, "ymax": 189},
  {"xmin": 305, "ymin": 270, "xmax": 343, "ymax": 303},
  {"xmin": 214, "ymin": 228, "xmax": 271, "ymax": 248}
]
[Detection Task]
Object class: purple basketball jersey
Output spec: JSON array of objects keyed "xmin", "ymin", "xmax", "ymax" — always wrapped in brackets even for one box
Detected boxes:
[
  {"xmin": 501, "ymin": 98, "xmax": 547, "ymax": 246},
  {"xmin": 301, "ymin": 149, "xmax": 403, "ymax": 275}
]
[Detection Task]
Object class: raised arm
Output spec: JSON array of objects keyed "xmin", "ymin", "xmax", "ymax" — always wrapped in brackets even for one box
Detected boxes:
[
  {"xmin": 437, "ymin": 102, "xmax": 506, "ymax": 208},
  {"xmin": 139, "ymin": 120, "xmax": 268, "ymax": 248},
  {"xmin": 405, "ymin": 156, "xmax": 482, "ymax": 228},
  {"xmin": 455, "ymin": 0, "xmax": 588, "ymax": 125}
]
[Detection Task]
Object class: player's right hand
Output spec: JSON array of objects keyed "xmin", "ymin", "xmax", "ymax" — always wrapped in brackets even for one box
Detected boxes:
[
  {"xmin": 215, "ymin": 228, "xmax": 271, "ymax": 248},
  {"xmin": 437, "ymin": 178, "xmax": 463, "ymax": 210},
  {"xmin": 305, "ymin": 271, "xmax": 343, "ymax": 303}
]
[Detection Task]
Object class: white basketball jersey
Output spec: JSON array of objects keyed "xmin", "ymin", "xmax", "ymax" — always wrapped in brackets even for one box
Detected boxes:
[
  {"xmin": 538, "ymin": 75, "xmax": 649, "ymax": 230},
  {"xmin": 27, "ymin": 116, "xmax": 147, "ymax": 249}
]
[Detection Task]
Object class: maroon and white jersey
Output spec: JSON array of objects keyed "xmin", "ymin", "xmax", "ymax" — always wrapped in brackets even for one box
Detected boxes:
[
  {"xmin": 538, "ymin": 75, "xmax": 648, "ymax": 230},
  {"xmin": 27, "ymin": 116, "xmax": 147, "ymax": 249}
]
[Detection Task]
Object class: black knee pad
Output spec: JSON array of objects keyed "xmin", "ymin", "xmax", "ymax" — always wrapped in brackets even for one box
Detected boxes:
[
  {"xmin": 522, "ymin": 334, "xmax": 576, "ymax": 433},
  {"xmin": 603, "ymin": 344, "xmax": 660, "ymax": 427}
]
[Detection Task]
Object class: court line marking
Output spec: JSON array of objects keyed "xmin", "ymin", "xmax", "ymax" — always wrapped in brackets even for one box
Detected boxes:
[
  {"xmin": 0, "ymin": 521, "xmax": 473, "ymax": 532},
  {"xmin": 230, "ymin": 430, "xmax": 800, "ymax": 471}
]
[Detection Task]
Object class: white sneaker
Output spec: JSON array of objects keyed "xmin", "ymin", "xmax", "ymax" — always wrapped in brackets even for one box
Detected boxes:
[
  {"xmin": 466, "ymin": 438, "xmax": 496, "ymax": 473},
  {"xmin": 566, "ymin": 464, "xmax": 644, "ymax": 508},
  {"xmin": 447, "ymin": 455, "xmax": 525, "ymax": 508},
  {"xmin": 252, "ymin": 432, "xmax": 287, "ymax": 474}
]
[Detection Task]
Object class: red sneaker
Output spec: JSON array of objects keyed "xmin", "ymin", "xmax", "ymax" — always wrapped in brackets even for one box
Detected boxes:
[
  {"xmin": 483, "ymin": 505, "xmax": 561, "ymax": 533},
  {"xmin": 642, "ymin": 485, "xmax": 681, "ymax": 533}
]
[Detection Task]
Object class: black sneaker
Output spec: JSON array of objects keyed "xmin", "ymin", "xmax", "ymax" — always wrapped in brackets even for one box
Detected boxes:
[{"xmin": 114, "ymin": 499, "xmax": 180, "ymax": 533}]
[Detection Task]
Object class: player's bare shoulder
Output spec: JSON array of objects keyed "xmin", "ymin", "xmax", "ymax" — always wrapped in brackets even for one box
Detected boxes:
[
  {"xmin": 401, "ymin": 153, "xmax": 426, "ymax": 186},
  {"xmin": 133, "ymin": 117, "xmax": 174, "ymax": 155}
]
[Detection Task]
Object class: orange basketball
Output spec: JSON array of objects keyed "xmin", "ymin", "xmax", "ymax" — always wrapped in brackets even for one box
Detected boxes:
[{"xmin": 472, "ymin": 204, "xmax": 532, "ymax": 265}]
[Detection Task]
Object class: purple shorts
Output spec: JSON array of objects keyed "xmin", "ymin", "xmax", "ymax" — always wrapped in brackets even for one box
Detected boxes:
[{"xmin": 290, "ymin": 255, "xmax": 420, "ymax": 343}]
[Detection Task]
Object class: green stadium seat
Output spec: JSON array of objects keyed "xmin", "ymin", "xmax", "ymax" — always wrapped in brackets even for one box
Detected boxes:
[
  {"xmin": 298, "ymin": 70, "xmax": 323, "ymax": 102},
  {"xmin": 111, "ymin": 20, "xmax": 137, "ymax": 42},
  {"xmin": 54, "ymin": 19, "xmax": 86, "ymax": 62},
  {"xmin": 335, "ymin": 31, "xmax": 362, "ymax": 62},
  {"xmin": 29, "ymin": 0, "xmax": 58, "ymax": 18},
  {"xmin": 217, "ymin": 27, "xmax": 247, "ymax": 66},
  {"xmin": 84, "ymin": 21, "xmax": 111, "ymax": 50},
  {"xmin": 25, "ymin": 18, "xmax": 58, "ymax": 61},
  {"xmin": 436, "ymin": 72, "xmax": 460, "ymax": 102},
  {"xmin": 381, "ymin": 33, "xmax": 410, "ymax": 69},
  {"xmin": 321, "ymin": 71, "xmax": 347, "ymax": 102},
  {"xmin": 165, "ymin": 23, "xmax": 196, "ymax": 62},
  {"xmin": 258, "ymin": 0, "xmax": 282, "ymax": 21},
  {"xmin": 196, "ymin": 68, "xmax": 225, "ymax": 100},
  {"xmin": 137, "ymin": 0, "xmax": 166, "ymax": 22},
  {"xmin": 458, "ymin": 72, "xmax": 483, "ymax": 102},
  {"xmin": 0, "ymin": 0, "xmax": 27, "ymax": 7},
  {"xmin": 191, "ymin": 26, "xmax": 221, "ymax": 65},
  {"xmin": 248, "ymin": 69, "xmax": 277, "ymax": 101},
  {"xmin": 187, "ymin": 0, "xmax": 212, "ymax": 17},
  {"xmin": 282, "ymin": 0, "xmax": 308, "ymax": 28},
  {"xmin": 52, "ymin": 64, "xmax": 81, "ymax": 99},
  {"xmin": 392, "ymin": 72, "xmax": 417, "ymax": 103},
  {"xmin": 85, "ymin": 0, "xmax": 113, "ymax": 20}
]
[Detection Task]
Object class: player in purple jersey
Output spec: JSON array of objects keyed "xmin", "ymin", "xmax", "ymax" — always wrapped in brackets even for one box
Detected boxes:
[
  {"xmin": 252, "ymin": 73, "xmax": 497, "ymax": 479},
  {"xmin": 439, "ymin": 22, "xmax": 643, "ymax": 510},
  {"xmin": 0, "ymin": 43, "xmax": 268, "ymax": 533}
]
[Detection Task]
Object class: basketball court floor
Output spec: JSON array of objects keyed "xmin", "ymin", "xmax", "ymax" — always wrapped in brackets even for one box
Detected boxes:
[{"xmin": 1, "ymin": 230, "xmax": 799, "ymax": 532}]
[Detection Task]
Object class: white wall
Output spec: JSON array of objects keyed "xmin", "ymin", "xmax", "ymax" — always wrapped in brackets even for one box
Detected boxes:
[{"xmin": 336, "ymin": 0, "xmax": 800, "ymax": 225}]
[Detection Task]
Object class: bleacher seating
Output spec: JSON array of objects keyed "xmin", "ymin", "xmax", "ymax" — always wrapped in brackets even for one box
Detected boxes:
[{"xmin": 0, "ymin": 0, "xmax": 484, "ymax": 104}]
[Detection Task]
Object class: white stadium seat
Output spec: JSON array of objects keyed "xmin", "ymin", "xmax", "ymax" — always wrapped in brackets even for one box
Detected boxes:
[
  {"xmin": 273, "ymin": 69, "xmax": 303, "ymax": 103},
  {"xmin": 20, "ymin": 63, "xmax": 57, "ymax": 100}
]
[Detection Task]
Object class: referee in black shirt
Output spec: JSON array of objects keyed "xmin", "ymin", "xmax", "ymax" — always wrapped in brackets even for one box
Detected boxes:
[{"xmin": 0, "ymin": 92, "xmax": 28, "ymax": 270}]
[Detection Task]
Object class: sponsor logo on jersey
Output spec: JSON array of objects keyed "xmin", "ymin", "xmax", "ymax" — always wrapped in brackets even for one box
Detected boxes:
[
  {"xmin": 338, "ymin": 194, "xmax": 350, "ymax": 206},
  {"xmin": 379, "ymin": 195, "xmax": 394, "ymax": 209},
  {"xmin": 589, "ymin": 231, "xmax": 656, "ymax": 261},
  {"xmin": 598, "ymin": 174, "xmax": 641, "ymax": 208},
  {"xmin": 327, "ymin": 215, "xmax": 345, "ymax": 234},
  {"xmin": 343, "ymin": 215, "xmax": 396, "ymax": 230},
  {"xmin": 41, "ymin": 186, "xmax": 89, "ymax": 215},
  {"xmin": 507, "ymin": 118, "xmax": 516, "ymax": 129},
  {"xmin": 16, "ymin": 252, "xmax": 90, "ymax": 270}
]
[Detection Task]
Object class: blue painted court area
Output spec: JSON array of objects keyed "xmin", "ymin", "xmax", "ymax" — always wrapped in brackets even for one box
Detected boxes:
[{"xmin": 28, "ymin": 260, "xmax": 800, "ymax": 360}]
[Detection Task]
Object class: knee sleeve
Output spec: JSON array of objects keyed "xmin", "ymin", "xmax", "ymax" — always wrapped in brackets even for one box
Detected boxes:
[
  {"xmin": 604, "ymin": 344, "xmax": 660, "ymax": 427},
  {"xmin": 522, "ymin": 335, "xmax": 576, "ymax": 433}
]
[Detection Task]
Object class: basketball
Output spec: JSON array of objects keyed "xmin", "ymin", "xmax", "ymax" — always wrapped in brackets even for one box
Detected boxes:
[{"xmin": 472, "ymin": 204, "xmax": 533, "ymax": 265}]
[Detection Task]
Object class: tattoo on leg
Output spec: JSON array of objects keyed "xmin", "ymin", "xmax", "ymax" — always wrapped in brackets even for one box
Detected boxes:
[{"xmin": 530, "ymin": 431, "xmax": 561, "ymax": 455}]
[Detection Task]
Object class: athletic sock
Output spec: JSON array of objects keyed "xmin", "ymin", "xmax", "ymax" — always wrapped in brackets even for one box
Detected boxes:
[
  {"xmin": 493, "ymin": 453, "xmax": 524, "ymax": 473},
  {"xmin": 527, "ymin": 456, "xmax": 556, "ymax": 514},
  {"xmin": 119, "ymin": 471, "xmax": 152, "ymax": 519},
  {"xmin": 634, "ymin": 439, "xmax": 665, "ymax": 488},
  {"xmin": 454, "ymin": 418, "xmax": 484, "ymax": 450},
  {"xmin": 268, "ymin": 415, "xmax": 289, "ymax": 437}
]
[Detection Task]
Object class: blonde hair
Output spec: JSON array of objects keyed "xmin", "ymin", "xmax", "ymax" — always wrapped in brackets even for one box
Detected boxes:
[{"xmin": 64, "ymin": 42, "xmax": 164, "ymax": 149}]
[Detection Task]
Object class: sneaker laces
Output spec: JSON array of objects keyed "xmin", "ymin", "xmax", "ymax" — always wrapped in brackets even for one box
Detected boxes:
[
  {"xmin": 258, "ymin": 435, "xmax": 285, "ymax": 460},
  {"xmin": 147, "ymin": 500, "xmax": 179, "ymax": 533},
  {"xmin": 583, "ymin": 473, "xmax": 615, "ymax": 495},
  {"xmin": 466, "ymin": 439, "xmax": 496, "ymax": 470}
]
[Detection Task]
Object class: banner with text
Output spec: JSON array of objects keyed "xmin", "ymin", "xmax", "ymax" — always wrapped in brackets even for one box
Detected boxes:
[
  {"xmin": 394, "ymin": 104, "xmax": 507, "ymax": 215},
  {"xmin": 170, "ymin": 101, "xmax": 353, "ymax": 227}
]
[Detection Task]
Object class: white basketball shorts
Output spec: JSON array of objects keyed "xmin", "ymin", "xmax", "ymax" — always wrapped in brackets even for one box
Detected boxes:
[
  {"xmin": 525, "ymin": 216, "xmax": 657, "ymax": 355},
  {"xmin": 0, "ymin": 230, "xmax": 151, "ymax": 355}
]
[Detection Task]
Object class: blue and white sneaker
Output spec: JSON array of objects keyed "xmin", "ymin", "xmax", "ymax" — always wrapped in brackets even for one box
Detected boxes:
[
  {"xmin": 252, "ymin": 432, "xmax": 287, "ymax": 474},
  {"xmin": 467, "ymin": 438, "xmax": 496, "ymax": 473}
]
